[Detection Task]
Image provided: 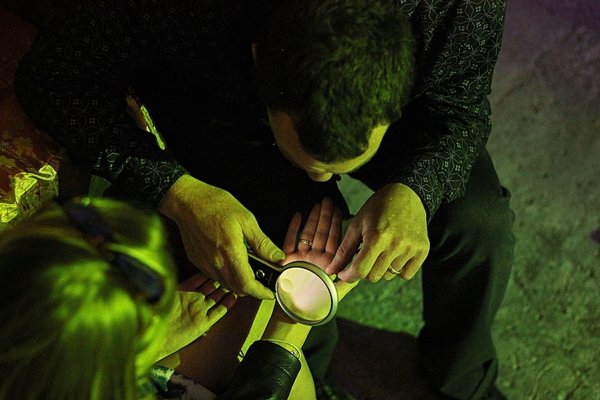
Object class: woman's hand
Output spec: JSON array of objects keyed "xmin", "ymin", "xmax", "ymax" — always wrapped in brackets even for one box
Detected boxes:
[
  {"xmin": 261, "ymin": 198, "xmax": 359, "ymax": 363},
  {"xmin": 280, "ymin": 197, "xmax": 358, "ymax": 302},
  {"xmin": 281, "ymin": 197, "xmax": 342, "ymax": 268},
  {"xmin": 157, "ymin": 273, "xmax": 237, "ymax": 361}
]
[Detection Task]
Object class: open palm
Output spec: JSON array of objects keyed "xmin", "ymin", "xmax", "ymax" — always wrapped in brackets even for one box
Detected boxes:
[
  {"xmin": 281, "ymin": 198, "xmax": 342, "ymax": 268},
  {"xmin": 157, "ymin": 273, "xmax": 237, "ymax": 361},
  {"xmin": 281, "ymin": 197, "xmax": 357, "ymax": 300}
]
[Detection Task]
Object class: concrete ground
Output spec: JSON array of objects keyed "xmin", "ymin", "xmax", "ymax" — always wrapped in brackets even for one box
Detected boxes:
[{"xmin": 331, "ymin": 1, "xmax": 600, "ymax": 399}]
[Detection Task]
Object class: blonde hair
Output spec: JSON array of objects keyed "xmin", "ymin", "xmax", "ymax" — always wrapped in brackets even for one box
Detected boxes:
[{"xmin": 0, "ymin": 198, "xmax": 176, "ymax": 400}]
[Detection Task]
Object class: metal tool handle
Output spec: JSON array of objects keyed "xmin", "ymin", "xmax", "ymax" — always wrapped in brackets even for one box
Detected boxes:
[{"xmin": 247, "ymin": 250, "xmax": 284, "ymax": 291}]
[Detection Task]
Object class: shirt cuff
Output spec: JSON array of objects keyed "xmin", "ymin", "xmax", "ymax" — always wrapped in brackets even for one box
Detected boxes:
[
  {"xmin": 105, "ymin": 154, "xmax": 189, "ymax": 208},
  {"xmin": 397, "ymin": 157, "xmax": 443, "ymax": 222}
]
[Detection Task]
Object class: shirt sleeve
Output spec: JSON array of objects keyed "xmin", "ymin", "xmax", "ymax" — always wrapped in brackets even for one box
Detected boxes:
[
  {"xmin": 355, "ymin": 0, "xmax": 507, "ymax": 218},
  {"xmin": 15, "ymin": 0, "xmax": 188, "ymax": 206}
]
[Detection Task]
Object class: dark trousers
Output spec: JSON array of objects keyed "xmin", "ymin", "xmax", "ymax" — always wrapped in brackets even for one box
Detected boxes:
[
  {"xmin": 417, "ymin": 149, "xmax": 514, "ymax": 399},
  {"xmin": 134, "ymin": 91, "xmax": 514, "ymax": 399}
]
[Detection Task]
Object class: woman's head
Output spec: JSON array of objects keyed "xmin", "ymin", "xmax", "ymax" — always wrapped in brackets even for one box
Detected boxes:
[{"xmin": 0, "ymin": 197, "xmax": 176, "ymax": 400}]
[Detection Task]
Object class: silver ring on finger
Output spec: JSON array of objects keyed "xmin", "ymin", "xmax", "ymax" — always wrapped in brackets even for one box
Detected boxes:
[{"xmin": 299, "ymin": 238, "xmax": 313, "ymax": 246}]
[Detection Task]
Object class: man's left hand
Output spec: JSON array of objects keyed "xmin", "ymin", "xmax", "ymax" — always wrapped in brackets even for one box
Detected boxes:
[{"xmin": 325, "ymin": 183, "xmax": 430, "ymax": 282}]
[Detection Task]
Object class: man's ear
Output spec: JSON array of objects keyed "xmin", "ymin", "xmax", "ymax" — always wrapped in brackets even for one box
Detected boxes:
[{"xmin": 251, "ymin": 42, "xmax": 258, "ymax": 66}]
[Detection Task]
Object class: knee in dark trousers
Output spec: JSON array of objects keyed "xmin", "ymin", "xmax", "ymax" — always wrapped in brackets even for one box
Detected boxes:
[{"xmin": 418, "ymin": 150, "xmax": 515, "ymax": 399}]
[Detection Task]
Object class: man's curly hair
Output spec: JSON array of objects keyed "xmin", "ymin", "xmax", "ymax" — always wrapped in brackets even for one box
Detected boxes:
[{"xmin": 255, "ymin": 0, "xmax": 415, "ymax": 162}]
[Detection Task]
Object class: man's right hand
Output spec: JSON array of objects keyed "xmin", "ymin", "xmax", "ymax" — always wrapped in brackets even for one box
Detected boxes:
[{"xmin": 159, "ymin": 174, "xmax": 284, "ymax": 299}]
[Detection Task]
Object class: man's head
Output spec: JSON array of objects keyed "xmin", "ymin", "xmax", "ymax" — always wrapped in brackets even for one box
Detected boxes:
[{"xmin": 254, "ymin": 0, "xmax": 415, "ymax": 178}]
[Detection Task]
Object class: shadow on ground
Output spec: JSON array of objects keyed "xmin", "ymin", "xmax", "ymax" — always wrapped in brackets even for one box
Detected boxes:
[{"xmin": 330, "ymin": 319, "xmax": 444, "ymax": 400}]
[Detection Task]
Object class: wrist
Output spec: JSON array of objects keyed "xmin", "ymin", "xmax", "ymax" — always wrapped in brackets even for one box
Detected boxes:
[
  {"xmin": 393, "ymin": 182, "xmax": 429, "ymax": 219},
  {"xmin": 262, "ymin": 305, "xmax": 311, "ymax": 348},
  {"xmin": 261, "ymin": 339, "xmax": 303, "ymax": 360},
  {"xmin": 158, "ymin": 174, "xmax": 210, "ymax": 221},
  {"xmin": 158, "ymin": 173, "xmax": 192, "ymax": 219}
]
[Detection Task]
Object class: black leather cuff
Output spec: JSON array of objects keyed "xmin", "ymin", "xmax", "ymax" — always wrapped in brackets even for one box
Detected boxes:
[{"xmin": 219, "ymin": 340, "xmax": 302, "ymax": 400}]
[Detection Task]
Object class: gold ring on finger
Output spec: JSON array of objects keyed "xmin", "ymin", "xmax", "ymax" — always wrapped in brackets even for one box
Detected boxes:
[{"xmin": 387, "ymin": 266, "xmax": 402, "ymax": 275}]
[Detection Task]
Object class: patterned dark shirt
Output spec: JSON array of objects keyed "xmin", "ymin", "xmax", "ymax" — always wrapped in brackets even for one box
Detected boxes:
[{"xmin": 16, "ymin": 0, "xmax": 506, "ymax": 216}]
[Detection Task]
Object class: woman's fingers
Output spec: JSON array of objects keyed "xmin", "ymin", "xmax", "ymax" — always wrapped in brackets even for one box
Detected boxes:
[
  {"xmin": 312, "ymin": 197, "xmax": 334, "ymax": 251},
  {"xmin": 219, "ymin": 292, "xmax": 238, "ymax": 311},
  {"xmin": 325, "ymin": 206, "xmax": 343, "ymax": 254},
  {"xmin": 282, "ymin": 212, "xmax": 303, "ymax": 254},
  {"xmin": 177, "ymin": 272, "xmax": 210, "ymax": 291},
  {"xmin": 298, "ymin": 202, "xmax": 320, "ymax": 251}
]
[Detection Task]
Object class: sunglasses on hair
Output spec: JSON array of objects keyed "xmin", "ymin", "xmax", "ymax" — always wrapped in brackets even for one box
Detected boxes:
[{"xmin": 61, "ymin": 198, "xmax": 164, "ymax": 304}]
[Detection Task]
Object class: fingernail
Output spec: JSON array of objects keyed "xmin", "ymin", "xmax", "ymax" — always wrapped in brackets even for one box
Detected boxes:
[
  {"xmin": 273, "ymin": 249, "xmax": 285, "ymax": 260},
  {"xmin": 224, "ymin": 294, "xmax": 238, "ymax": 310}
]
